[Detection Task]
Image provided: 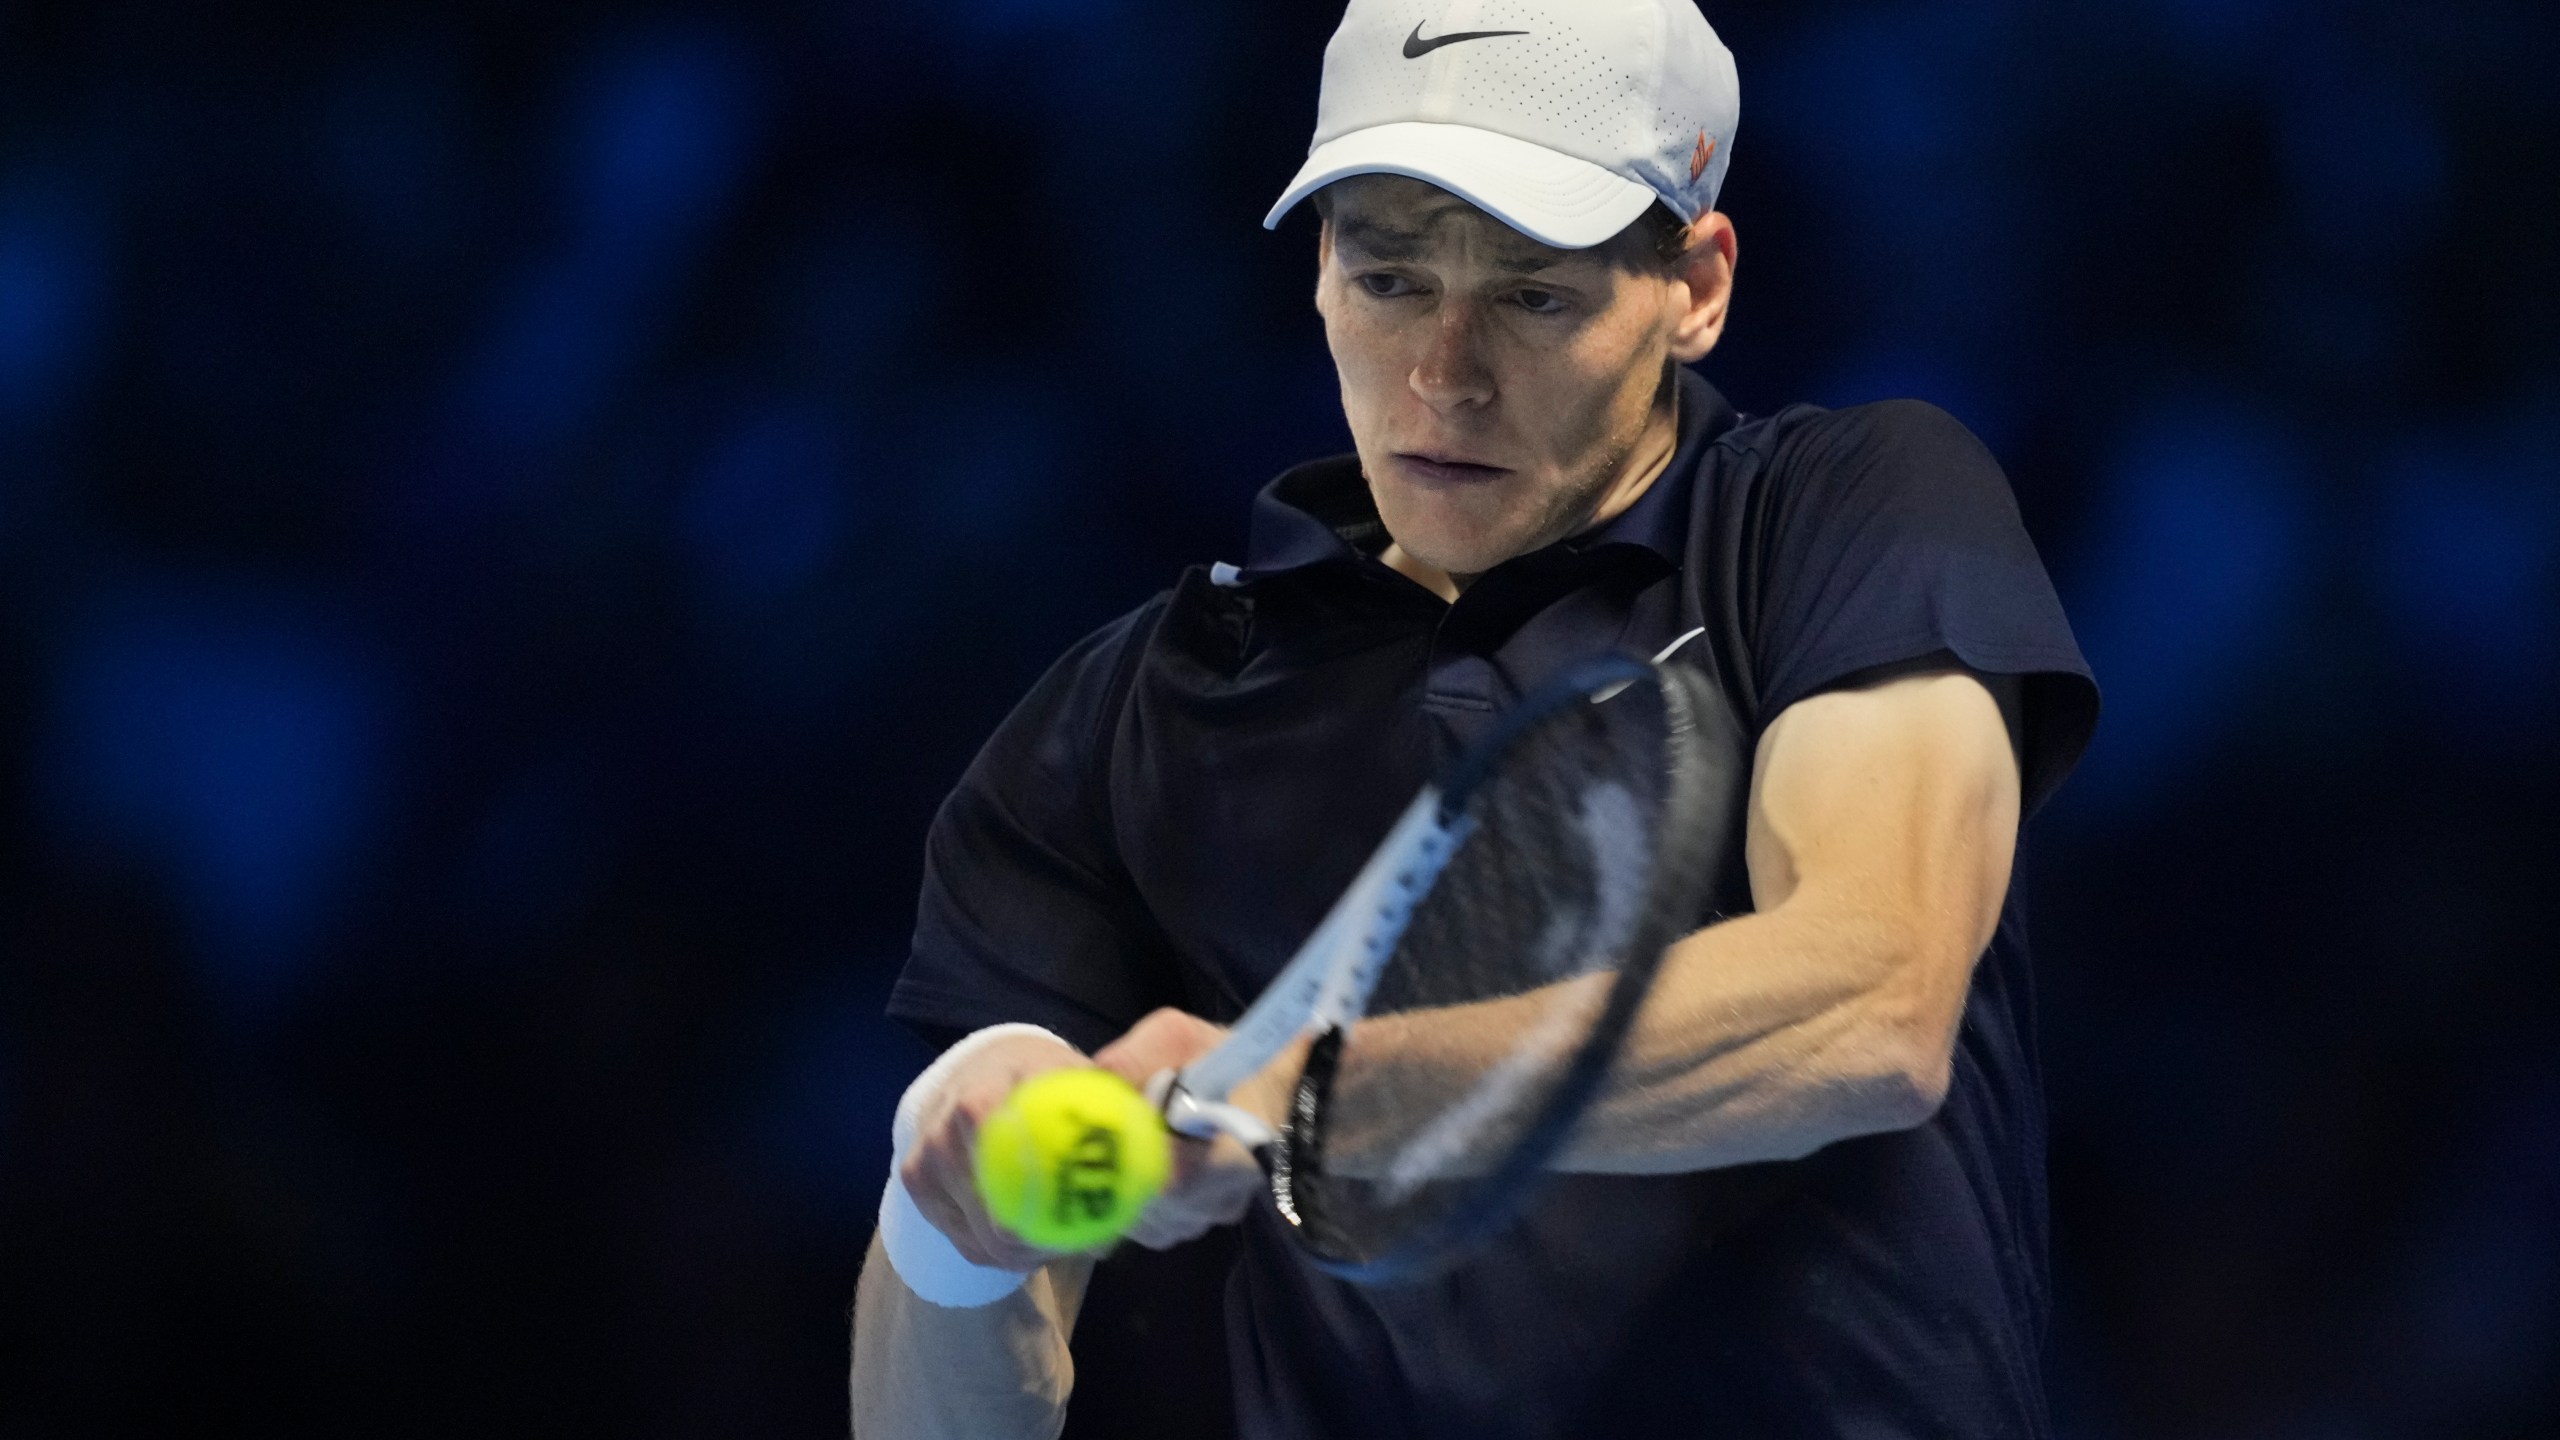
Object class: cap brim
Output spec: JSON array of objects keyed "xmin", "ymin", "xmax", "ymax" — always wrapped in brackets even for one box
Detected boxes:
[{"xmin": 1262, "ymin": 121, "xmax": 1658, "ymax": 250}]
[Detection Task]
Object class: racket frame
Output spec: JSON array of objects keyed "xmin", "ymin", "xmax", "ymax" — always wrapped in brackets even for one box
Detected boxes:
[
  {"xmin": 1134, "ymin": 652, "xmax": 1735, "ymax": 1286},
  {"xmin": 1281, "ymin": 655, "xmax": 1734, "ymax": 1282},
  {"xmin": 1153, "ymin": 785, "xmax": 1475, "ymax": 1148}
]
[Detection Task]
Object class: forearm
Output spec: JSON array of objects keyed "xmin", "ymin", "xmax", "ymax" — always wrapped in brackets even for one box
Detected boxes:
[
  {"xmin": 1322, "ymin": 901, "xmax": 1954, "ymax": 1178},
  {"xmin": 1559, "ymin": 900, "xmax": 1955, "ymax": 1171},
  {"xmin": 851, "ymin": 1231, "xmax": 1092, "ymax": 1440},
  {"xmin": 1281, "ymin": 672, "xmax": 2013, "ymax": 1182}
]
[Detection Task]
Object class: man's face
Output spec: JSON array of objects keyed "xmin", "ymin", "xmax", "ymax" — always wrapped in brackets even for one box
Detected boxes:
[{"xmin": 1315, "ymin": 175, "xmax": 1691, "ymax": 580}]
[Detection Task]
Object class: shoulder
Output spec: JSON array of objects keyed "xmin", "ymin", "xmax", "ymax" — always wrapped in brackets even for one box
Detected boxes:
[
  {"xmin": 1039, "ymin": 591, "xmax": 1179, "ymax": 703},
  {"xmin": 1706, "ymin": 398, "xmax": 2024, "ymax": 552},
  {"xmin": 985, "ymin": 591, "xmax": 1180, "ymax": 778},
  {"xmin": 1730, "ymin": 398, "xmax": 2004, "ymax": 488}
]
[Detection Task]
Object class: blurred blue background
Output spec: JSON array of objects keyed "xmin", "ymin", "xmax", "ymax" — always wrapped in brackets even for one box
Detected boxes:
[{"xmin": 2, "ymin": 0, "xmax": 2554, "ymax": 1435}]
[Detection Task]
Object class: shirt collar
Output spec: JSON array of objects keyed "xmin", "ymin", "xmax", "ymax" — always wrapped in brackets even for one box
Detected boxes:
[{"xmin": 1237, "ymin": 368, "xmax": 1739, "ymax": 582}]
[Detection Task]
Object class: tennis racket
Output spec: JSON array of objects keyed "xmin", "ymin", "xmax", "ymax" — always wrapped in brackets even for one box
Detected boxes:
[{"xmin": 976, "ymin": 652, "xmax": 1742, "ymax": 1283}]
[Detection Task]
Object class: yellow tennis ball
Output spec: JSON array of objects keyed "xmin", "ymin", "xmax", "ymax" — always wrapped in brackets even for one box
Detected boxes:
[{"xmin": 974, "ymin": 1068, "xmax": 1171, "ymax": 1252}]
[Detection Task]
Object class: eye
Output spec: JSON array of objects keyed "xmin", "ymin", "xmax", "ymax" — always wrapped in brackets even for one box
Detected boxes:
[
  {"xmin": 1358, "ymin": 272, "xmax": 1419, "ymax": 298},
  {"xmin": 1515, "ymin": 288, "xmax": 1566, "ymax": 314}
]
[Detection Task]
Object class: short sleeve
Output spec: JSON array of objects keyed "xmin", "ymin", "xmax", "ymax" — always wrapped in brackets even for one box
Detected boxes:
[
  {"xmin": 887, "ymin": 597, "xmax": 1181, "ymax": 1056},
  {"xmin": 1749, "ymin": 400, "xmax": 2099, "ymax": 812}
]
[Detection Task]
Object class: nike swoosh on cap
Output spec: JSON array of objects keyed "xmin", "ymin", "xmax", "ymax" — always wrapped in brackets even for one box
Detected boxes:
[{"xmin": 1401, "ymin": 22, "xmax": 1530, "ymax": 58}]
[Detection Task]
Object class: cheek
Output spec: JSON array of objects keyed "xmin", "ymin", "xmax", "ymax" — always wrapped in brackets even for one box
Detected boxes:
[
  {"xmin": 1505, "ymin": 328, "xmax": 1639, "ymax": 451},
  {"xmin": 1558, "ymin": 309, "xmax": 1667, "ymax": 426},
  {"xmin": 1570, "ymin": 299, "xmax": 1663, "ymax": 382},
  {"xmin": 1325, "ymin": 304, "xmax": 1413, "ymax": 418}
]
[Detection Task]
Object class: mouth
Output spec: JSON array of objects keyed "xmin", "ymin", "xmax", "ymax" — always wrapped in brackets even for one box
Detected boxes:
[{"xmin": 1389, "ymin": 451, "xmax": 1511, "ymax": 486}]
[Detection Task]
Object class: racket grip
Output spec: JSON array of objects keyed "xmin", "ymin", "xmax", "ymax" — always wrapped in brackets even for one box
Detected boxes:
[{"xmin": 973, "ymin": 1068, "xmax": 1173, "ymax": 1252}]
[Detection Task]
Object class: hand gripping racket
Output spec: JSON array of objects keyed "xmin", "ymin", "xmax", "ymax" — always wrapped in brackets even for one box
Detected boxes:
[{"xmin": 973, "ymin": 653, "xmax": 1743, "ymax": 1282}]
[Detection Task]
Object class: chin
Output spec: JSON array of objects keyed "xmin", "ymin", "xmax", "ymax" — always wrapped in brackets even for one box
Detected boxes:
[
  {"xmin": 1372, "ymin": 481, "xmax": 1517, "ymax": 567},
  {"xmin": 1383, "ymin": 497, "xmax": 1548, "ymax": 572},
  {"xmin": 1383, "ymin": 519, "xmax": 1529, "ymax": 577}
]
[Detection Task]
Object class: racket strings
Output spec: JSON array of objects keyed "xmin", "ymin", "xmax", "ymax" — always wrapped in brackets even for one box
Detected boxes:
[{"xmin": 1291, "ymin": 668, "xmax": 1727, "ymax": 1272}]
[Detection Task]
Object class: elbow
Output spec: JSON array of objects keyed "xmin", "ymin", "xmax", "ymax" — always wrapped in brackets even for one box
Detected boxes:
[
  {"xmin": 1758, "ymin": 1044, "xmax": 1946, "ymax": 1166},
  {"xmin": 1873, "ymin": 1046, "xmax": 1952, "ymax": 1130},
  {"xmin": 1819, "ymin": 1038, "xmax": 1947, "ymax": 1142},
  {"xmin": 1785, "ymin": 1017, "xmax": 1952, "ymax": 1151},
  {"xmin": 1845, "ymin": 954, "xmax": 1964, "ymax": 1133}
]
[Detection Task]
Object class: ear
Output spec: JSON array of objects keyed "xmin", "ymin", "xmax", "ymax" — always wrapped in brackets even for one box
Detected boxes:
[{"xmin": 1666, "ymin": 211, "xmax": 1738, "ymax": 364}]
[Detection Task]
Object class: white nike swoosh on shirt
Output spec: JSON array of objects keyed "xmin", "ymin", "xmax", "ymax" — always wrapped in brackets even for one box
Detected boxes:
[
  {"xmin": 1650, "ymin": 627, "xmax": 1708, "ymax": 664},
  {"xmin": 1591, "ymin": 627, "xmax": 1709, "ymax": 703}
]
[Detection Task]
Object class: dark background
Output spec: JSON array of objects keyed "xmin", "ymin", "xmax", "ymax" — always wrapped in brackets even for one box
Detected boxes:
[{"xmin": 3, "ymin": 0, "xmax": 2554, "ymax": 1435}]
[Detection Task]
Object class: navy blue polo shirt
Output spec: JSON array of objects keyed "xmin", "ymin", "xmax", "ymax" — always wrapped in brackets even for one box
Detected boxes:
[{"xmin": 889, "ymin": 369, "xmax": 2098, "ymax": 1440}]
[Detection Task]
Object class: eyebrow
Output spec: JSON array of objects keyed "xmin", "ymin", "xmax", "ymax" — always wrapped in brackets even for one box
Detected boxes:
[{"xmin": 1333, "ymin": 213, "xmax": 1569, "ymax": 275}]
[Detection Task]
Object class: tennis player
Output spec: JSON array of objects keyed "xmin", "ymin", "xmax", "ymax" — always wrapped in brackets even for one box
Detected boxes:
[{"xmin": 854, "ymin": 0, "xmax": 2097, "ymax": 1435}]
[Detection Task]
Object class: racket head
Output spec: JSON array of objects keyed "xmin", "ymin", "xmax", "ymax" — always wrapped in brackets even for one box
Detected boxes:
[{"xmin": 1269, "ymin": 654, "xmax": 1743, "ymax": 1283}]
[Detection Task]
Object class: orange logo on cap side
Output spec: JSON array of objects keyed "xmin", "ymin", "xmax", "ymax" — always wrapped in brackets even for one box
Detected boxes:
[{"xmin": 1689, "ymin": 131, "xmax": 1716, "ymax": 184}]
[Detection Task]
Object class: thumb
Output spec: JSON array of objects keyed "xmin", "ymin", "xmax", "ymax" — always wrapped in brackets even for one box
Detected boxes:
[{"xmin": 1092, "ymin": 1008, "xmax": 1229, "ymax": 1087}]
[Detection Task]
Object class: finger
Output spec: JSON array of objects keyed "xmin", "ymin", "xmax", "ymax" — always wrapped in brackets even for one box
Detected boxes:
[
  {"xmin": 1092, "ymin": 1008, "xmax": 1226, "ymax": 1082},
  {"xmin": 906, "ymin": 1119, "xmax": 1038, "ymax": 1270},
  {"xmin": 902, "ymin": 1113, "xmax": 976, "ymax": 1210},
  {"xmin": 908, "ymin": 1177, "xmax": 1004, "ymax": 1267},
  {"xmin": 1126, "ymin": 1167, "xmax": 1264, "ymax": 1249},
  {"xmin": 902, "ymin": 1141, "xmax": 994, "ymax": 1257},
  {"xmin": 1125, "ymin": 1135, "xmax": 1265, "ymax": 1249},
  {"xmin": 953, "ymin": 1073, "xmax": 1024, "ymax": 1129},
  {"xmin": 912, "ymin": 1161, "xmax": 1054, "ymax": 1271},
  {"xmin": 1125, "ymin": 1210, "xmax": 1209, "ymax": 1249},
  {"xmin": 965, "ymin": 1213, "xmax": 1056, "ymax": 1272},
  {"xmin": 1163, "ymin": 1129, "xmax": 1213, "ymax": 1182}
]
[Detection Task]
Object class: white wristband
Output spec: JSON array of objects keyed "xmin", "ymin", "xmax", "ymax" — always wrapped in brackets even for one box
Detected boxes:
[{"xmin": 877, "ymin": 1022, "xmax": 1073, "ymax": 1308}]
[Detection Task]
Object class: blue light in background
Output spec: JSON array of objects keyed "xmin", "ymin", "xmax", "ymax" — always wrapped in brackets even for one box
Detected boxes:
[
  {"xmin": 930, "ymin": 0, "xmax": 1126, "ymax": 44},
  {"xmin": 320, "ymin": 32, "xmax": 469, "ymax": 264},
  {"xmin": 2061, "ymin": 397, "xmax": 2311, "ymax": 807},
  {"xmin": 450, "ymin": 759, "xmax": 612, "ymax": 956},
  {"xmin": 2390, "ymin": 1064, "xmax": 2560, "ymax": 1424},
  {"xmin": 1755, "ymin": 4, "xmax": 1973, "ymax": 224},
  {"xmin": 1814, "ymin": 348, "xmax": 2011, "ymax": 455},
  {"xmin": 748, "ymin": 967, "xmax": 913, "ymax": 1238},
  {"xmin": 912, "ymin": 387, "xmax": 1061, "ymax": 550},
  {"xmin": 681, "ymin": 398, "xmax": 852, "ymax": 610},
  {"xmin": 2273, "ymin": 41, "xmax": 2447, "ymax": 249},
  {"xmin": 34, "ymin": 585, "xmax": 398, "ymax": 1015},
  {"xmin": 0, "ymin": 175, "xmax": 106, "ymax": 430},
  {"xmin": 2381, "ymin": 410, "xmax": 2560, "ymax": 731},
  {"xmin": 773, "ymin": 220, "xmax": 937, "ymax": 394},
  {"xmin": 2134, "ymin": 0, "xmax": 2289, "ymax": 79},
  {"xmin": 1754, "ymin": 6, "xmax": 2031, "ymax": 450},
  {"xmin": 566, "ymin": 27, "xmax": 756, "ymax": 240},
  {"xmin": 459, "ymin": 25, "xmax": 760, "ymax": 458}
]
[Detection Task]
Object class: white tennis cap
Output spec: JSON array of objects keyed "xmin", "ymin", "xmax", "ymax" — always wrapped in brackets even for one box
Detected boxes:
[{"xmin": 1264, "ymin": 0, "xmax": 1739, "ymax": 250}]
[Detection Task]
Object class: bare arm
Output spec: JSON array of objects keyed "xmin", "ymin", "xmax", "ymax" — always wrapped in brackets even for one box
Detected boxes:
[
  {"xmin": 1306, "ymin": 667, "xmax": 2021, "ymax": 1175},
  {"xmin": 851, "ymin": 1236, "xmax": 1092, "ymax": 1440}
]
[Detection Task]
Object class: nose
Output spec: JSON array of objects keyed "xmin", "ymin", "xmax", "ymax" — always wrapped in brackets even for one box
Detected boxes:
[{"xmin": 1409, "ymin": 299, "xmax": 1495, "ymax": 412}]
